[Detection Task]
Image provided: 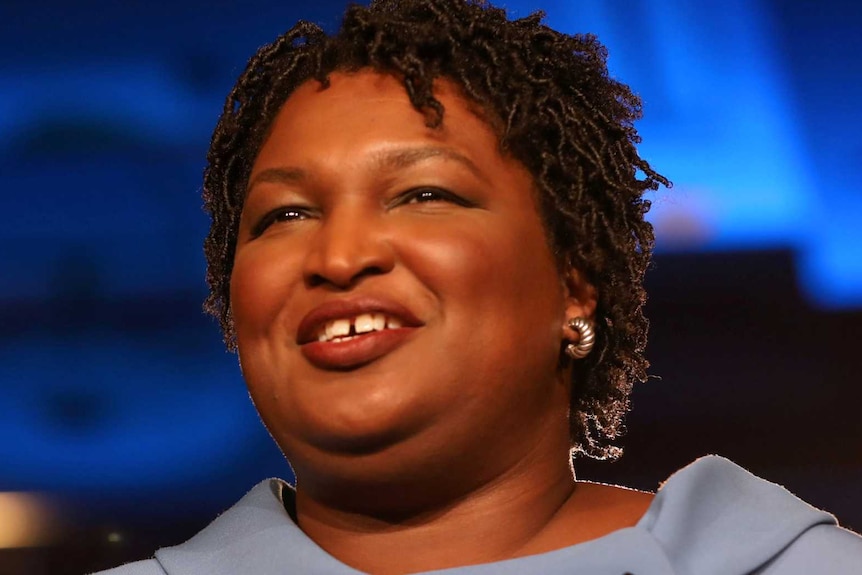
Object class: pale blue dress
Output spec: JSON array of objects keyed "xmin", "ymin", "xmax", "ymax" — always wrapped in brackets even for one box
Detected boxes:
[{"xmin": 94, "ymin": 456, "xmax": 862, "ymax": 574}]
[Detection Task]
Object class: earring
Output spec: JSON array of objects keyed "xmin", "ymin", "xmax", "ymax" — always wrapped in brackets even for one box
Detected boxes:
[{"xmin": 565, "ymin": 317, "xmax": 595, "ymax": 360}]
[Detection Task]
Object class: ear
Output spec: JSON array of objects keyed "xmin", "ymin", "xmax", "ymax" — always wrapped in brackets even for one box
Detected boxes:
[{"xmin": 561, "ymin": 267, "xmax": 597, "ymax": 341}]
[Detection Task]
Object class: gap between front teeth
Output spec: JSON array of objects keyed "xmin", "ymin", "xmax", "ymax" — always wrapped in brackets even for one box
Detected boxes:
[{"xmin": 318, "ymin": 313, "xmax": 403, "ymax": 342}]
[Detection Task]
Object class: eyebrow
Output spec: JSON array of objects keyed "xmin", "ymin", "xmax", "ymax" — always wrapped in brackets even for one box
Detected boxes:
[
  {"xmin": 246, "ymin": 145, "xmax": 488, "ymax": 195},
  {"xmin": 371, "ymin": 146, "xmax": 486, "ymax": 181},
  {"xmin": 246, "ymin": 166, "xmax": 306, "ymax": 194}
]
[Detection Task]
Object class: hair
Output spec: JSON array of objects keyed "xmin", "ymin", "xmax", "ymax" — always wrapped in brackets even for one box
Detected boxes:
[{"xmin": 202, "ymin": 0, "xmax": 669, "ymax": 460}]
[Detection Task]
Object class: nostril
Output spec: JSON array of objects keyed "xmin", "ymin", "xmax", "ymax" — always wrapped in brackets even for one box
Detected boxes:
[{"xmin": 307, "ymin": 273, "xmax": 328, "ymax": 289}]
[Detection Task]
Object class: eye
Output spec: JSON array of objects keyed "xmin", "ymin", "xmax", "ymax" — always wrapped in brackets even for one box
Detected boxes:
[
  {"xmin": 396, "ymin": 187, "xmax": 474, "ymax": 207},
  {"xmin": 250, "ymin": 206, "xmax": 313, "ymax": 237}
]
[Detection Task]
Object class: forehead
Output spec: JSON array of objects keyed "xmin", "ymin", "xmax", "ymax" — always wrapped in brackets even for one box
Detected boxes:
[{"xmin": 253, "ymin": 69, "xmax": 508, "ymax": 172}]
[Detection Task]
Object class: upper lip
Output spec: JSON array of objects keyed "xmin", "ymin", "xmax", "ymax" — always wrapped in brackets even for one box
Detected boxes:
[{"xmin": 296, "ymin": 296, "xmax": 424, "ymax": 344}]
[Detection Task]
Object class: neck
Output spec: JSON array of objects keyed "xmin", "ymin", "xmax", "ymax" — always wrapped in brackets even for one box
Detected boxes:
[{"xmin": 293, "ymin": 426, "xmax": 579, "ymax": 574}]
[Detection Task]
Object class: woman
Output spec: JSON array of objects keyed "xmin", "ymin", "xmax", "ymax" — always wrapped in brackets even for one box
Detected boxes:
[{"xmin": 98, "ymin": 0, "xmax": 862, "ymax": 573}]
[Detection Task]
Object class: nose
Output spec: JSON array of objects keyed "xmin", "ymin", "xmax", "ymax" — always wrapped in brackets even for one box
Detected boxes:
[{"xmin": 302, "ymin": 205, "xmax": 395, "ymax": 289}]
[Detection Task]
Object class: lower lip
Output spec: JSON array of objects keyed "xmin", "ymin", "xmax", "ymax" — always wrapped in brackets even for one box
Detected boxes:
[{"xmin": 300, "ymin": 328, "xmax": 417, "ymax": 370}]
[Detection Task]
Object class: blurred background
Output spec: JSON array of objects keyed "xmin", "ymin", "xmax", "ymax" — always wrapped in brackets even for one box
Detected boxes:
[{"xmin": 1, "ymin": 0, "xmax": 860, "ymax": 572}]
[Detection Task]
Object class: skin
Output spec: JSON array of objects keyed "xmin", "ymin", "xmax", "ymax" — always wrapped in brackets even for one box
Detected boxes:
[{"xmin": 230, "ymin": 70, "xmax": 652, "ymax": 574}]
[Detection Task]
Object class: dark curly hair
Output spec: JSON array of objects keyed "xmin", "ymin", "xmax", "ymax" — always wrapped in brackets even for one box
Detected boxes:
[{"xmin": 202, "ymin": 0, "xmax": 669, "ymax": 460}]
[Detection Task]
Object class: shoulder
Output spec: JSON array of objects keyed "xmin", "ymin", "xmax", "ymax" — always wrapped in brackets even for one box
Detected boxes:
[
  {"xmin": 92, "ymin": 478, "xmax": 320, "ymax": 575},
  {"xmin": 756, "ymin": 524, "xmax": 862, "ymax": 574},
  {"xmin": 640, "ymin": 455, "xmax": 862, "ymax": 575}
]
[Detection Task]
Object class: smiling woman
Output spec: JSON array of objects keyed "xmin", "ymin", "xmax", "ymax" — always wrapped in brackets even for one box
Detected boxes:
[
  {"xmin": 93, "ymin": 0, "xmax": 862, "ymax": 574},
  {"xmin": 232, "ymin": 73, "xmax": 577, "ymax": 479}
]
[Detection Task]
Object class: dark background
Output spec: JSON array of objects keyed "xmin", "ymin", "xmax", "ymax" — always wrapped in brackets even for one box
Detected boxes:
[{"xmin": 1, "ymin": 1, "xmax": 860, "ymax": 573}]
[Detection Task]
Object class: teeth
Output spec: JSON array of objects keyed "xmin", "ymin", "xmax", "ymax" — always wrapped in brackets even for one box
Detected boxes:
[
  {"xmin": 326, "ymin": 318, "xmax": 351, "ymax": 339},
  {"xmin": 354, "ymin": 313, "xmax": 374, "ymax": 334},
  {"xmin": 316, "ymin": 313, "xmax": 404, "ymax": 342}
]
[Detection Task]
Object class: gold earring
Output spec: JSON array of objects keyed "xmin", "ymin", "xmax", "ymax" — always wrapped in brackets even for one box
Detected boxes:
[{"xmin": 565, "ymin": 317, "xmax": 595, "ymax": 359}]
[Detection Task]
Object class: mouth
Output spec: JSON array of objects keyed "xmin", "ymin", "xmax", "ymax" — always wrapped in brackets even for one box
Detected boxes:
[{"xmin": 297, "ymin": 297, "xmax": 423, "ymax": 370}]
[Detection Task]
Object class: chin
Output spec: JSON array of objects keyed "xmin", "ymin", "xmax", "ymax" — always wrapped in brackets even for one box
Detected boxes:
[
  {"xmin": 280, "ymin": 424, "xmax": 445, "ymax": 495},
  {"xmin": 264, "ymin": 396, "xmax": 432, "ymax": 463}
]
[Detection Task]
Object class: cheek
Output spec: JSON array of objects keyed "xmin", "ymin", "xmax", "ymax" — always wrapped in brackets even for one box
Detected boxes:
[
  {"xmin": 230, "ymin": 244, "xmax": 299, "ymax": 339},
  {"xmin": 230, "ymin": 245, "xmax": 303, "ymax": 433},
  {"xmin": 397, "ymin": 216, "xmax": 566, "ymax": 427},
  {"xmin": 400, "ymin": 214, "xmax": 564, "ymax": 342}
]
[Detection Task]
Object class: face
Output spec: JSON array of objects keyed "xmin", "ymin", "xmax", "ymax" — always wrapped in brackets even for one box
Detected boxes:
[{"xmin": 231, "ymin": 70, "xmax": 590, "ymax": 488}]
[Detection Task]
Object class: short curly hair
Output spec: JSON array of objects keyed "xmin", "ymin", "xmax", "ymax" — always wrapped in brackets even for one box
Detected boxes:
[{"xmin": 202, "ymin": 0, "xmax": 669, "ymax": 460}]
